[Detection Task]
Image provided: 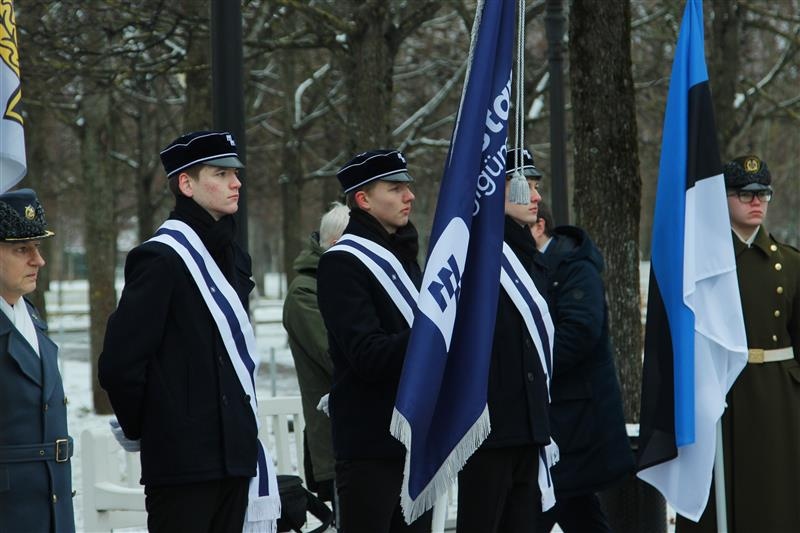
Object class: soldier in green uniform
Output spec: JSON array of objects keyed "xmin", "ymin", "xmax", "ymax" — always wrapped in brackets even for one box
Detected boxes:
[{"xmin": 678, "ymin": 155, "xmax": 800, "ymax": 532}]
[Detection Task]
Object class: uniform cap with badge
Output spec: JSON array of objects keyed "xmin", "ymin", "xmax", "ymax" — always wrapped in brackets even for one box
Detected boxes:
[
  {"xmin": 336, "ymin": 149, "xmax": 414, "ymax": 194},
  {"xmin": 724, "ymin": 155, "xmax": 772, "ymax": 192},
  {"xmin": 505, "ymin": 147, "xmax": 542, "ymax": 179},
  {"xmin": 160, "ymin": 130, "xmax": 245, "ymax": 178},
  {"xmin": 0, "ymin": 188, "xmax": 54, "ymax": 241}
]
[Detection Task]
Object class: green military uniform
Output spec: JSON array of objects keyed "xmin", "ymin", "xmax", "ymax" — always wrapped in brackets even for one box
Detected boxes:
[{"xmin": 678, "ymin": 156, "xmax": 800, "ymax": 533}]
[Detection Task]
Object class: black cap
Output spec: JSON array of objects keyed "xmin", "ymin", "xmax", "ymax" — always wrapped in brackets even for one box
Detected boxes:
[
  {"xmin": 0, "ymin": 188, "xmax": 54, "ymax": 241},
  {"xmin": 160, "ymin": 131, "xmax": 244, "ymax": 178},
  {"xmin": 506, "ymin": 148, "xmax": 542, "ymax": 179},
  {"xmin": 337, "ymin": 149, "xmax": 413, "ymax": 194},
  {"xmin": 723, "ymin": 155, "xmax": 771, "ymax": 191}
]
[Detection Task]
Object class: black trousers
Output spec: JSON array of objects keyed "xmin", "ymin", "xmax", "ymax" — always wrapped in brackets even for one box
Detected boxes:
[
  {"xmin": 457, "ymin": 445, "xmax": 542, "ymax": 533},
  {"xmin": 144, "ymin": 477, "xmax": 250, "ymax": 533},
  {"xmin": 538, "ymin": 492, "xmax": 612, "ymax": 533},
  {"xmin": 335, "ymin": 457, "xmax": 432, "ymax": 533}
]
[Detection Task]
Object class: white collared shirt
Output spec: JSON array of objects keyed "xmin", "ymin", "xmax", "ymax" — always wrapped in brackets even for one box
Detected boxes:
[
  {"xmin": 733, "ymin": 225, "xmax": 760, "ymax": 248},
  {"xmin": 0, "ymin": 297, "xmax": 40, "ymax": 357}
]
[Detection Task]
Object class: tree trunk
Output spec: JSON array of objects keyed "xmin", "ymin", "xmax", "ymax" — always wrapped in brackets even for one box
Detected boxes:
[
  {"xmin": 135, "ymin": 101, "xmax": 157, "ymax": 241},
  {"xmin": 280, "ymin": 51, "xmax": 305, "ymax": 288},
  {"xmin": 338, "ymin": 4, "xmax": 395, "ymax": 151},
  {"xmin": 709, "ymin": 0, "xmax": 740, "ymax": 155},
  {"xmin": 22, "ymin": 104, "xmax": 54, "ymax": 319},
  {"xmin": 80, "ymin": 91, "xmax": 117, "ymax": 415},
  {"xmin": 569, "ymin": 0, "xmax": 642, "ymax": 422}
]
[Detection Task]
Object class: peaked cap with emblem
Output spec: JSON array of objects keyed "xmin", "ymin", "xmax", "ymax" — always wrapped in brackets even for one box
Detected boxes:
[
  {"xmin": 724, "ymin": 155, "xmax": 771, "ymax": 191},
  {"xmin": 506, "ymin": 147, "xmax": 542, "ymax": 179},
  {"xmin": 337, "ymin": 149, "xmax": 414, "ymax": 194},
  {"xmin": 160, "ymin": 130, "xmax": 244, "ymax": 178},
  {"xmin": 0, "ymin": 188, "xmax": 54, "ymax": 241}
]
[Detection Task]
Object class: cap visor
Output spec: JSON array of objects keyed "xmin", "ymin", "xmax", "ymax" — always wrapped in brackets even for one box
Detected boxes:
[
  {"xmin": 2, "ymin": 230, "xmax": 55, "ymax": 242},
  {"xmin": 739, "ymin": 183, "xmax": 771, "ymax": 192},
  {"xmin": 204, "ymin": 156, "xmax": 244, "ymax": 169},
  {"xmin": 380, "ymin": 171, "xmax": 414, "ymax": 183}
]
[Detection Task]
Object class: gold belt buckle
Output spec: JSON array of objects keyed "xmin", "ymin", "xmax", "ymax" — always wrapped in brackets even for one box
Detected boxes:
[
  {"xmin": 748, "ymin": 349, "xmax": 765, "ymax": 364},
  {"xmin": 55, "ymin": 439, "xmax": 69, "ymax": 463}
]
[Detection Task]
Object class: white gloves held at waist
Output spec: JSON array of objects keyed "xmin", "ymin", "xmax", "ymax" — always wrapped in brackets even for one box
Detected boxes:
[{"xmin": 109, "ymin": 418, "xmax": 141, "ymax": 452}]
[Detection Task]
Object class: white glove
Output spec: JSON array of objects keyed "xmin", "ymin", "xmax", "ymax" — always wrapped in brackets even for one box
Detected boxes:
[
  {"xmin": 316, "ymin": 393, "xmax": 330, "ymax": 417},
  {"xmin": 109, "ymin": 418, "xmax": 141, "ymax": 452}
]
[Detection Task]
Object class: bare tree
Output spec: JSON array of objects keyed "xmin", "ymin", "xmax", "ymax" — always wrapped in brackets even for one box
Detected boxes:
[{"xmin": 570, "ymin": 0, "xmax": 642, "ymax": 421}]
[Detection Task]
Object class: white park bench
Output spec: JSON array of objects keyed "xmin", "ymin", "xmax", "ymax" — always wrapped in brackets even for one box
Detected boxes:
[
  {"xmin": 82, "ymin": 395, "xmax": 456, "ymax": 532},
  {"xmin": 81, "ymin": 396, "xmax": 306, "ymax": 532}
]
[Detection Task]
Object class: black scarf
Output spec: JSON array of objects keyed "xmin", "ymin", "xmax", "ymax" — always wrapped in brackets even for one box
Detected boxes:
[
  {"xmin": 349, "ymin": 207, "xmax": 420, "ymax": 265},
  {"xmin": 169, "ymin": 195, "xmax": 238, "ymax": 283}
]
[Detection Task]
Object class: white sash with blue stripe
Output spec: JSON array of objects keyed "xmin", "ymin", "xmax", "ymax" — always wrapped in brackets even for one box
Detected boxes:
[
  {"xmin": 500, "ymin": 242, "xmax": 559, "ymax": 511},
  {"xmin": 149, "ymin": 219, "xmax": 279, "ymax": 533},
  {"xmin": 327, "ymin": 233, "xmax": 419, "ymax": 326}
]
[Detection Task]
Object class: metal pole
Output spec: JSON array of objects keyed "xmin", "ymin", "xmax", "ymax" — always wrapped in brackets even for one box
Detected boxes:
[
  {"xmin": 714, "ymin": 419, "xmax": 729, "ymax": 532},
  {"xmin": 545, "ymin": 0, "xmax": 569, "ymax": 225},
  {"xmin": 210, "ymin": 0, "xmax": 248, "ymax": 254}
]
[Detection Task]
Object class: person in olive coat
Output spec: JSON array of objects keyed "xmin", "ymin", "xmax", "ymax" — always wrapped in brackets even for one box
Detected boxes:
[
  {"xmin": 456, "ymin": 149, "xmax": 552, "ymax": 533},
  {"xmin": 99, "ymin": 131, "xmax": 262, "ymax": 533},
  {"xmin": 677, "ymin": 155, "xmax": 800, "ymax": 533},
  {"xmin": 283, "ymin": 202, "xmax": 349, "ymax": 505},
  {"xmin": 0, "ymin": 188, "xmax": 75, "ymax": 533},
  {"xmin": 531, "ymin": 203, "xmax": 634, "ymax": 532}
]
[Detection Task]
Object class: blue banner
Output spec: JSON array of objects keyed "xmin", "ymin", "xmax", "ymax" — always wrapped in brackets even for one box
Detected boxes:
[{"xmin": 390, "ymin": 0, "xmax": 516, "ymax": 522}]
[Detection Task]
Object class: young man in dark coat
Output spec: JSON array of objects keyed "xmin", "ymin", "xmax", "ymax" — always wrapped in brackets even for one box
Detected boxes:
[
  {"xmin": 531, "ymin": 203, "xmax": 634, "ymax": 532},
  {"xmin": 677, "ymin": 155, "xmax": 800, "ymax": 532},
  {"xmin": 456, "ymin": 148, "xmax": 553, "ymax": 533},
  {"xmin": 317, "ymin": 149, "xmax": 431, "ymax": 533},
  {"xmin": 99, "ymin": 131, "xmax": 268, "ymax": 533},
  {"xmin": 0, "ymin": 189, "xmax": 75, "ymax": 533}
]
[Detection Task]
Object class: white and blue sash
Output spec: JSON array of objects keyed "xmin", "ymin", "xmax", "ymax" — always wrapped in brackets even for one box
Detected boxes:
[
  {"xmin": 327, "ymin": 233, "xmax": 419, "ymax": 327},
  {"xmin": 149, "ymin": 219, "xmax": 279, "ymax": 533},
  {"xmin": 500, "ymin": 242, "xmax": 558, "ymax": 511}
]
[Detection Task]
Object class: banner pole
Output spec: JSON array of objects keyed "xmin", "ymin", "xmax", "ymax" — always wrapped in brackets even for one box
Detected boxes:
[{"xmin": 714, "ymin": 419, "xmax": 728, "ymax": 533}]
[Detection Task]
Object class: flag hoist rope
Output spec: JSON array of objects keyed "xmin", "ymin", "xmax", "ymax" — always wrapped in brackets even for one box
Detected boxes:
[{"xmin": 509, "ymin": 0, "xmax": 530, "ymax": 205}]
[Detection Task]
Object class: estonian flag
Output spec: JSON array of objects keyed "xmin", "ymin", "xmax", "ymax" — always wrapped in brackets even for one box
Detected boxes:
[
  {"xmin": 0, "ymin": 0, "xmax": 27, "ymax": 192},
  {"xmin": 636, "ymin": 0, "xmax": 748, "ymax": 522},
  {"xmin": 390, "ymin": 0, "xmax": 515, "ymax": 523}
]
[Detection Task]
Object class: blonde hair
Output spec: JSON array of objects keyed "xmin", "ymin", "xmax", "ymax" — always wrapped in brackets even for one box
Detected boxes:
[{"xmin": 319, "ymin": 202, "xmax": 350, "ymax": 250}]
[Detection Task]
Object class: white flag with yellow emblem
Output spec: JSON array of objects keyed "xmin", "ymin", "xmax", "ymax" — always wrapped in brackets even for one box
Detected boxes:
[{"xmin": 0, "ymin": 0, "xmax": 26, "ymax": 192}]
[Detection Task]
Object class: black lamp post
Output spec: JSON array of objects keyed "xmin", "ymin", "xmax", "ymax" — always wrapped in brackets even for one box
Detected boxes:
[
  {"xmin": 211, "ymin": 0, "xmax": 248, "ymax": 251},
  {"xmin": 545, "ymin": 0, "xmax": 569, "ymax": 225}
]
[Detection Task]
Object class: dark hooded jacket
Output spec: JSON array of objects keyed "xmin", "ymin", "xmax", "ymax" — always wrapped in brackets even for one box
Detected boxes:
[{"xmin": 541, "ymin": 225, "xmax": 634, "ymax": 497}]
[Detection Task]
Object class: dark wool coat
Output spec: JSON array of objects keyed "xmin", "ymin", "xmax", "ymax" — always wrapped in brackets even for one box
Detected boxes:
[
  {"xmin": 0, "ymin": 301, "xmax": 75, "ymax": 533},
  {"xmin": 482, "ymin": 217, "xmax": 551, "ymax": 448},
  {"xmin": 540, "ymin": 226, "xmax": 634, "ymax": 497},
  {"xmin": 678, "ymin": 227, "xmax": 800, "ymax": 533},
  {"xmin": 99, "ymin": 197, "xmax": 258, "ymax": 488},
  {"xmin": 317, "ymin": 209, "xmax": 422, "ymax": 461},
  {"xmin": 283, "ymin": 234, "xmax": 335, "ymax": 482}
]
